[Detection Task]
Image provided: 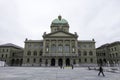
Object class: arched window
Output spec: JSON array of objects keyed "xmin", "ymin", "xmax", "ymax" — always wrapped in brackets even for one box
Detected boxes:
[
  {"xmin": 27, "ymin": 58, "xmax": 29, "ymax": 63},
  {"xmin": 79, "ymin": 59, "xmax": 81, "ymax": 63},
  {"xmin": 84, "ymin": 58, "xmax": 87, "ymax": 62},
  {"xmin": 83, "ymin": 51, "xmax": 87, "ymax": 56},
  {"xmin": 33, "ymin": 58, "xmax": 36, "ymax": 63},
  {"xmin": 1, "ymin": 54, "xmax": 4, "ymax": 58},
  {"xmin": 39, "ymin": 50, "xmax": 43, "ymax": 56},
  {"xmin": 90, "ymin": 58, "xmax": 93, "ymax": 63},
  {"xmin": 78, "ymin": 50, "xmax": 81, "ymax": 56},
  {"xmin": 3, "ymin": 49, "xmax": 4, "ymax": 52},
  {"xmin": 116, "ymin": 53, "xmax": 118, "ymax": 57},
  {"xmin": 27, "ymin": 51, "xmax": 31, "ymax": 56},
  {"xmin": 39, "ymin": 58, "xmax": 42, "ymax": 62},
  {"xmin": 6, "ymin": 54, "xmax": 7, "ymax": 58},
  {"xmin": 33, "ymin": 51, "xmax": 37, "ymax": 56},
  {"xmin": 89, "ymin": 51, "xmax": 93, "ymax": 56}
]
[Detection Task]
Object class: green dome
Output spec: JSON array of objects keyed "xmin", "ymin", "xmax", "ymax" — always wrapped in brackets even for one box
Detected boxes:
[{"xmin": 52, "ymin": 15, "xmax": 68, "ymax": 24}]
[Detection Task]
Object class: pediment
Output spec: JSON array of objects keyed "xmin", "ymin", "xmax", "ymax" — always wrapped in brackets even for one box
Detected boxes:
[
  {"xmin": 50, "ymin": 32, "xmax": 72, "ymax": 37},
  {"xmin": 43, "ymin": 31, "xmax": 78, "ymax": 38}
]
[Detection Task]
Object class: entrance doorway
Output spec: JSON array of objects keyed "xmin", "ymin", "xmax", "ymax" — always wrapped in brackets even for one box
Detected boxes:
[
  {"xmin": 11, "ymin": 59, "xmax": 15, "ymax": 66},
  {"xmin": 58, "ymin": 58, "xmax": 63, "ymax": 66},
  {"xmin": 66, "ymin": 58, "xmax": 70, "ymax": 66},
  {"xmin": 51, "ymin": 58, "xmax": 55, "ymax": 66}
]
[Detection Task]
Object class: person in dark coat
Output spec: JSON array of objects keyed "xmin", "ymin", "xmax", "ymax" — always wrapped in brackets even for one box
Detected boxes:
[
  {"xmin": 98, "ymin": 66, "xmax": 105, "ymax": 76},
  {"xmin": 71, "ymin": 64, "xmax": 74, "ymax": 69}
]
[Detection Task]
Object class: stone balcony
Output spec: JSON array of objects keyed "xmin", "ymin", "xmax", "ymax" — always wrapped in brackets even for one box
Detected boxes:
[{"xmin": 43, "ymin": 53, "xmax": 78, "ymax": 57}]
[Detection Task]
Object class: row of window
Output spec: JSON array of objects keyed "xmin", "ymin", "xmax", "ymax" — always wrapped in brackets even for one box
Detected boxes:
[
  {"xmin": 27, "ymin": 45, "xmax": 43, "ymax": 49},
  {"xmin": 78, "ymin": 44, "xmax": 93, "ymax": 48},
  {"xmin": 109, "ymin": 53, "xmax": 118, "ymax": 58},
  {"xmin": 27, "ymin": 51, "xmax": 43, "ymax": 56},
  {"xmin": 27, "ymin": 58, "xmax": 94, "ymax": 63},
  {"xmin": 79, "ymin": 58, "xmax": 93, "ymax": 63},
  {"xmin": 53, "ymin": 28, "xmax": 67, "ymax": 32},
  {"xmin": 96, "ymin": 53, "xmax": 106, "ymax": 56},
  {"xmin": 0, "ymin": 49, "xmax": 9, "ymax": 52},
  {"xmin": 78, "ymin": 51, "xmax": 93, "ymax": 56},
  {"xmin": 46, "ymin": 45, "xmax": 75, "ymax": 53},
  {"xmin": 109, "ymin": 47, "xmax": 117, "ymax": 51},
  {"xmin": 27, "ymin": 58, "xmax": 42, "ymax": 63},
  {"xmin": 1, "ymin": 54, "xmax": 8, "ymax": 58},
  {"xmin": 96, "ymin": 52, "xmax": 118, "ymax": 58}
]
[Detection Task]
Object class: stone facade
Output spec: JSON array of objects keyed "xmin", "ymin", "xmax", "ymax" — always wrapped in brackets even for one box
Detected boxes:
[
  {"xmin": 96, "ymin": 41, "xmax": 120, "ymax": 66},
  {"xmin": 0, "ymin": 43, "xmax": 23, "ymax": 66},
  {"xmin": 22, "ymin": 16, "xmax": 97, "ymax": 67},
  {"xmin": 1, "ymin": 16, "xmax": 120, "ymax": 67}
]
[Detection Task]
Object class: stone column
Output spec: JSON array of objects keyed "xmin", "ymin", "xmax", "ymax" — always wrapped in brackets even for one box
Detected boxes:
[
  {"xmin": 63, "ymin": 59, "xmax": 66, "ymax": 66},
  {"xmin": 56, "ymin": 39, "xmax": 58, "ymax": 53},
  {"xmin": 48, "ymin": 59, "xmax": 51, "ymax": 67},
  {"xmin": 70, "ymin": 40, "xmax": 72, "ymax": 54},
  {"xmin": 71, "ymin": 58, "xmax": 73, "ymax": 65},
  {"xmin": 41, "ymin": 59, "xmax": 45, "ymax": 66},
  {"xmin": 63, "ymin": 39, "xmax": 65, "ymax": 53},
  {"xmin": 49, "ymin": 39, "xmax": 51, "ymax": 54},
  {"xmin": 76, "ymin": 59, "xmax": 79, "ymax": 67},
  {"xmin": 55, "ymin": 58, "xmax": 58, "ymax": 66},
  {"xmin": 75, "ymin": 39, "xmax": 78, "ymax": 54},
  {"xmin": 43, "ymin": 39, "xmax": 46, "ymax": 55}
]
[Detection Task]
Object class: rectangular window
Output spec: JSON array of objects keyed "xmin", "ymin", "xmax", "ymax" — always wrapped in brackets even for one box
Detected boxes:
[
  {"xmin": 51, "ymin": 45, "xmax": 56, "ymax": 53},
  {"xmin": 27, "ymin": 58, "xmax": 29, "ymax": 63},
  {"xmin": 64, "ymin": 45, "xmax": 70, "ymax": 53},
  {"xmin": 84, "ymin": 58, "xmax": 87, "ymax": 62},
  {"xmin": 90, "ymin": 58, "xmax": 93, "ymax": 63},
  {"xmin": 6, "ymin": 54, "xmax": 7, "ymax": 58},
  {"xmin": 58, "ymin": 46, "xmax": 63, "ymax": 53}
]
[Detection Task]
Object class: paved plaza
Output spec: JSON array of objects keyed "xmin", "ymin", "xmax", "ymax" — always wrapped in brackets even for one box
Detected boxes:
[{"xmin": 0, "ymin": 67, "xmax": 120, "ymax": 80}]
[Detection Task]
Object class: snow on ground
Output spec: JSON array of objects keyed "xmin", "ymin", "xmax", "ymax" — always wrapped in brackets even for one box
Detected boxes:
[{"xmin": 0, "ymin": 67, "xmax": 120, "ymax": 80}]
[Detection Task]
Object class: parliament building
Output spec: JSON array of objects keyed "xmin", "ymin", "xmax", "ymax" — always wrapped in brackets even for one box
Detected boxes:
[
  {"xmin": 22, "ymin": 16, "xmax": 97, "ymax": 67},
  {"xmin": 0, "ymin": 16, "xmax": 97, "ymax": 67}
]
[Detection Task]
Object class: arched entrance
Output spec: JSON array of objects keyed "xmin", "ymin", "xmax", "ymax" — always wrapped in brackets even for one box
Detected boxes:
[
  {"xmin": 51, "ymin": 58, "xmax": 55, "ymax": 66},
  {"xmin": 16, "ymin": 59, "xmax": 19, "ymax": 66},
  {"xmin": 20, "ymin": 59, "xmax": 23, "ymax": 66},
  {"xmin": 66, "ymin": 58, "xmax": 70, "ymax": 66},
  {"xmin": 58, "ymin": 58, "xmax": 63, "ymax": 66},
  {"xmin": 99, "ymin": 59, "xmax": 103, "ymax": 66},
  {"xmin": 11, "ymin": 59, "xmax": 15, "ymax": 66}
]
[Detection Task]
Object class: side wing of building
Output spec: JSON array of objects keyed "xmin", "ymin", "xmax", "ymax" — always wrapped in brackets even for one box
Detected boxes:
[
  {"xmin": 22, "ymin": 40, "xmax": 43, "ymax": 66},
  {"xmin": 77, "ymin": 40, "xmax": 97, "ymax": 66}
]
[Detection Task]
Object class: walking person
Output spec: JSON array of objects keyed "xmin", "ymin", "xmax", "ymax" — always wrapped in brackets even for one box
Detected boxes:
[
  {"xmin": 98, "ymin": 66, "xmax": 105, "ymax": 76},
  {"xmin": 71, "ymin": 64, "xmax": 74, "ymax": 69}
]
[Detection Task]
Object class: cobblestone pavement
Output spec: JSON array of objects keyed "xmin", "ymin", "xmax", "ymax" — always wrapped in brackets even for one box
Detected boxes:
[{"xmin": 0, "ymin": 67, "xmax": 120, "ymax": 80}]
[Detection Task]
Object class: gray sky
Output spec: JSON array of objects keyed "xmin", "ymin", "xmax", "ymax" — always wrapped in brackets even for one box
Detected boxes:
[{"xmin": 0, "ymin": 0, "xmax": 120, "ymax": 48}]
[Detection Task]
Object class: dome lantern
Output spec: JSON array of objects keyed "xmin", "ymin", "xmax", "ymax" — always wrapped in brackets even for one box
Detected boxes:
[
  {"xmin": 58, "ymin": 15, "xmax": 62, "ymax": 20},
  {"xmin": 51, "ymin": 16, "xmax": 69, "ymax": 33}
]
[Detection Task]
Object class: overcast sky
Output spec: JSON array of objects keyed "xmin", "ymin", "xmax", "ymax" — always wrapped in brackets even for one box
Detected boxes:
[{"xmin": 0, "ymin": 0, "xmax": 120, "ymax": 48}]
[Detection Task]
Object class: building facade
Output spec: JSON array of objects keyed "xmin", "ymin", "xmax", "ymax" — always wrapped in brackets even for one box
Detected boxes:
[
  {"xmin": 96, "ymin": 41, "xmax": 120, "ymax": 66},
  {"xmin": 0, "ymin": 43, "xmax": 23, "ymax": 66},
  {"xmin": 22, "ymin": 16, "xmax": 97, "ymax": 67}
]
